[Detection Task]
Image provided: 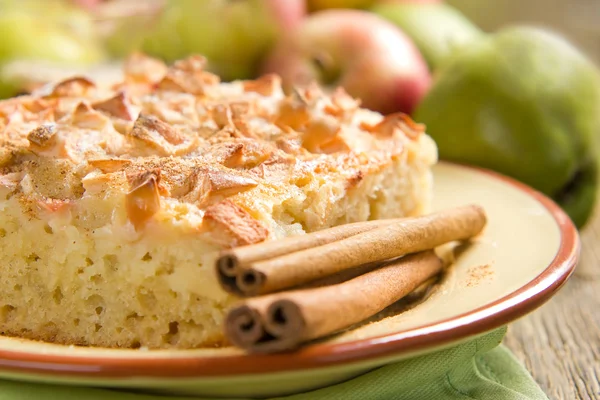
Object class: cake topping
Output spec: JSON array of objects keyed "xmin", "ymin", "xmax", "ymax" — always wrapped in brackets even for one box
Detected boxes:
[
  {"xmin": 129, "ymin": 114, "xmax": 193, "ymax": 155},
  {"xmin": 242, "ymin": 74, "xmax": 281, "ymax": 97},
  {"xmin": 123, "ymin": 52, "xmax": 168, "ymax": 85},
  {"xmin": 92, "ymin": 91, "xmax": 138, "ymax": 121},
  {"xmin": 70, "ymin": 101, "xmax": 111, "ymax": 130},
  {"xmin": 46, "ymin": 77, "xmax": 96, "ymax": 98},
  {"xmin": 27, "ymin": 124, "xmax": 57, "ymax": 148},
  {"xmin": 361, "ymin": 112, "xmax": 425, "ymax": 140},
  {"xmin": 181, "ymin": 167, "xmax": 258, "ymax": 207},
  {"xmin": 324, "ymin": 87, "xmax": 361, "ymax": 119},
  {"xmin": 126, "ymin": 169, "xmax": 163, "ymax": 230},
  {"xmin": 88, "ymin": 158, "xmax": 133, "ymax": 173},
  {"xmin": 0, "ymin": 53, "xmax": 428, "ymax": 242},
  {"xmin": 158, "ymin": 55, "xmax": 220, "ymax": 95},
  {"xmin": 203, "ymin": 199, "xmax": 269, "ymax": 247},
  {"xmin": 275, "ymin": 97, "xmax": 310, "ymax": 132}
]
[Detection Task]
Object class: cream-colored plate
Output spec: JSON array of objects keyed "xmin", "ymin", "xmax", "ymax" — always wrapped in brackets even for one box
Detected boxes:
[{"xmin": 0, "ymin": 162, "xmax": 579, "ymax": 398}]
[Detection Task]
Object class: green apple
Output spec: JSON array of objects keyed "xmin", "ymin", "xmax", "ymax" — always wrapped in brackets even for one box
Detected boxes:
[
  {"xmin": 307, "ymin": 0, "xmax": 442, "ymax": 12},
  {"xmin": 307, "ymin": 0, "xmax": 376, "ymax": 12},
  {"xmin": 372, "ymin": 2, "xmax": 483, "ymax": 70},
  {"xmin": 414, "ymin": 26, "xmax": 600, "ymax": 227},
  {"xmin": 0, "ymin": 0, "xmax": 104, "ymax": 65},
  {"xmin": 0, "ymin": 0, "xmax": 106, "ymax": 98},
  {"xmin": 138, "ymin": 0, "xmax": 305, "ymax": 81}
]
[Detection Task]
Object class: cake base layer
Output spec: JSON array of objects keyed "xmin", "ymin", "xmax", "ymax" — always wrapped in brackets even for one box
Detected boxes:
[{"xmin": 0, "ymin": 148, "xmax": 434, "ymax": 349}]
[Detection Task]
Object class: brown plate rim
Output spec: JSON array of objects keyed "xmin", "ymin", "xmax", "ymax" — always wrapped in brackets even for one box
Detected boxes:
[{"xmin": 0, "ymin": 162, "xmax": 581, "ymax": 378}]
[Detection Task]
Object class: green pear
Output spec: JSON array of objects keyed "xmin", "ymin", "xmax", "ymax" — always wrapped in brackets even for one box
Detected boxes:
[
  {"xmin": 414, "ymin": 26, "xmax": 600, "ymax": 228},
  {"xmin": 371, "ymin": 2, "xmax": 483, "ymax": 70}
]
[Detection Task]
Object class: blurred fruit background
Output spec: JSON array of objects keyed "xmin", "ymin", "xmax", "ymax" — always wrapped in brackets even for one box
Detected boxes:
[{"xmin": 0, "ymin": 0, "xmax": 599, "ymax": 229}]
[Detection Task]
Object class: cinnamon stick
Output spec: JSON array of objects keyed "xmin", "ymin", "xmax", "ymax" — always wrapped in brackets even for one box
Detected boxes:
[
  {"xmin": 224, "ymin": 250, "xmax": 444, "ymax": 353},
  {"xmin": 218, "ymin": 204, "xmax": 486, "ymax": 296},
  {"xmin": 216, "ymin": 217, "xmax": 404, "ymax": 278}
]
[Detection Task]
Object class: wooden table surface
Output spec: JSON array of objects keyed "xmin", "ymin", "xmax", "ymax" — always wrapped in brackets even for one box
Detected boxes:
[{"xmin": 504, "ymin": 203, "xmax": 600, "ymax": 399}]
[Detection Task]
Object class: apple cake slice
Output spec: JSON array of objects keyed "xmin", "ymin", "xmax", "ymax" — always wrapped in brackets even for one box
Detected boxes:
[{"xmin": 0, "ymin": 54, "xmax": 437, "ymax": 349}]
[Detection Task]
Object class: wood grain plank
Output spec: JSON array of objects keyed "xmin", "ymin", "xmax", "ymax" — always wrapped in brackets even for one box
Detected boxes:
[{"xmin": 505, "ymin": 204, "xmax": 600, "ymax": 400}]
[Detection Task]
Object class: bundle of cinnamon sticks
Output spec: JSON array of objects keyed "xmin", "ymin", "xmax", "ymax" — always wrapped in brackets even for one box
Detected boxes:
[{"xmin": 216, "ymin": 204, "xmax": 487, "ymax": 353}]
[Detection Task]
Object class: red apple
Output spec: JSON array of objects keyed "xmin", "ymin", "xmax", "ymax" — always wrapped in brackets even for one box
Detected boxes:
[
  {"xmin": 70, "ymin": 0, "xmax": 102, "ymax": 8},
  {"xmin": 261, "ymin": 10, "xmax": 431, "ymax": 115},
  {"xmin": 268, "ymin": 0, "xmax": 306, "ymax": 29}
]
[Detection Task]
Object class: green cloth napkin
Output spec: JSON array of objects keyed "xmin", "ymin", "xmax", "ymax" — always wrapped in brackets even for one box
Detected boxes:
[{"xmin": 0, "ymin": 327, "xmax": 548, "ymax": 400}]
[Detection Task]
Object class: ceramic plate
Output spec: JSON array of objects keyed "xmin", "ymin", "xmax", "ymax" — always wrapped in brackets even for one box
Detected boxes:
[{"xmin": 0, "ymin": 162, "xmax": 579, "ymax": 398}]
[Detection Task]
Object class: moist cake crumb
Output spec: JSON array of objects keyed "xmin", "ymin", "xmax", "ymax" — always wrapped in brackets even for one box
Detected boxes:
[{"xmin": 0, "ymin": 53, "xmax": 437, "ymax": 349}]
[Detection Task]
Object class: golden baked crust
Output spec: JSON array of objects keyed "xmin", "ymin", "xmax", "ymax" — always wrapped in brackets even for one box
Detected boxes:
[
  {"xmin": 0, "ymin": 53, "xmax": 437, "ymax": 349},
  {"xmin": 1, "ymin": 53, "xmax": 433, "ymax": 245}
]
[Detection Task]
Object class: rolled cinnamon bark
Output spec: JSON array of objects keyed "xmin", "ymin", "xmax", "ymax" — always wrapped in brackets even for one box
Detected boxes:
[
  {"xmin": 216, "ymin": 217, "xmax": 403, "ymax": 278},
  {"xmin": 219, "ymin": 204, "xmax": 486, "ymax": 296},
  {"xmin": 224, "ymin": 250, "xmax": 444, "ymax": 353}
]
